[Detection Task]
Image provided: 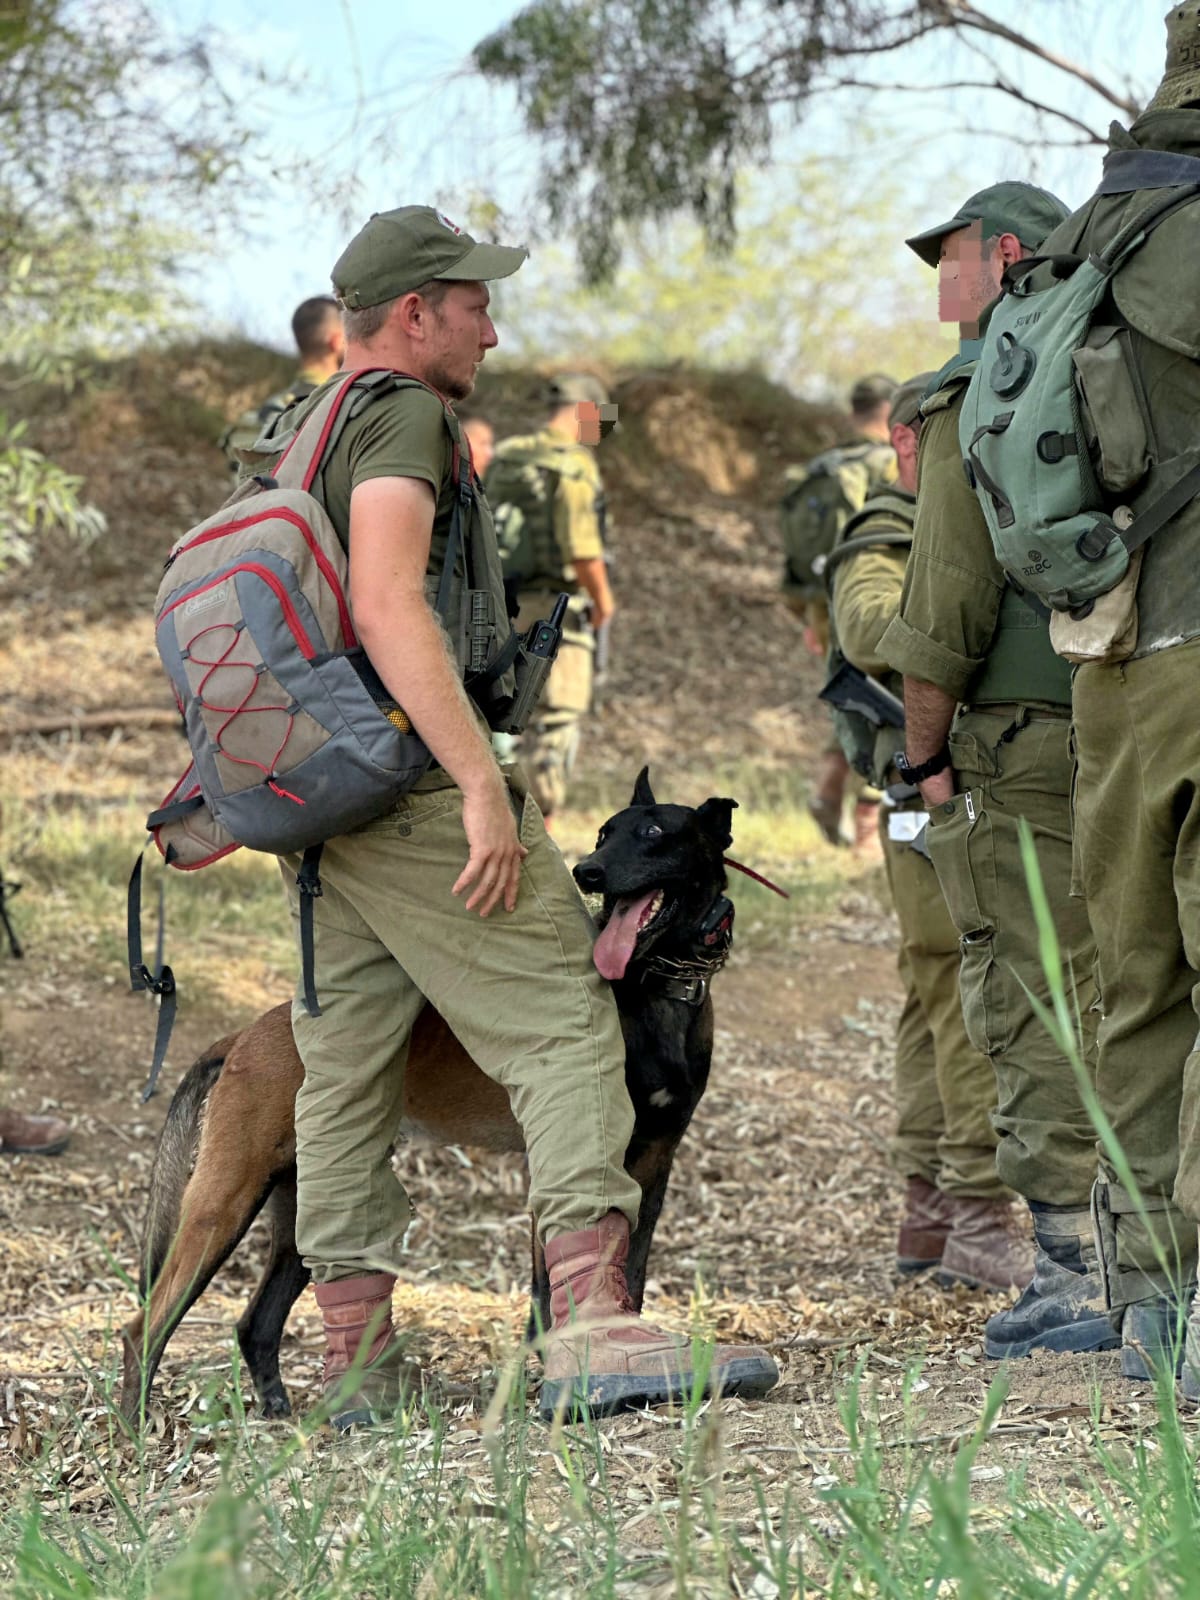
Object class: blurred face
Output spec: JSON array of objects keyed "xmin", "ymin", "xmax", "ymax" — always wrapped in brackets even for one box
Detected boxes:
[
  {"xmin": 462, "ymin": 417, "xmax": 495, "ymax": 477},
  {"xmin": 574, "ymin": 400, "xmax": 602, "ymax": 446},
  {"xmin": 938, "ymin": 221, "xmax": 1021, "ymax": 335},
  {"xmin": 423, "ymin": 281, "xmax": 498, "ymax": 400}
]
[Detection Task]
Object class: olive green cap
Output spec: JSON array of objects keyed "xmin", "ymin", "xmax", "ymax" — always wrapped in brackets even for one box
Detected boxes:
[
  {"xmin": 905, "ymin": 182, "xmax": 1070, "ymax": 268},
  {"xmin": 546, "ymin": 372, "xmax": 611, "ymax": 407},
  {"xmin": 889, "ymin": 372, "xmax": 936, "ymax": 430},
  {"xmin": 1147, "ymin": 4, "xmax": 1200, "ymax": 112},
  {"xmin": 332, "ymin": 206, "xmax": 528, "ymax": 310}
]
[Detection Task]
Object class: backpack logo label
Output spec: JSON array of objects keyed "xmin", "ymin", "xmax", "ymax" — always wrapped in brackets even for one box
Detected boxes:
[
  {"xmin": 1023, "ymin": 548, "xmax": 1052, "ymax": 576},
  {"xmin": 183, "ymin": 582, "xmax": 230, "ymax": 617}
]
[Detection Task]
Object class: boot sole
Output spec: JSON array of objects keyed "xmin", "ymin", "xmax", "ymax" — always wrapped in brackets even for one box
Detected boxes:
[
  {"xmin": 983, "ymin": 1317, "xmax": 1121, "ymax": 1361},
  {"xmin": 896, "ymin": 1257, "xmax": 943, "ymax": 1277},
  {"xmin": 936, "ymin": 1270, "xmax": 1025, "ymax": 1292},
  {"xmin": 538, "ymin": 1357, "xmax": 779, "ymax": 1422}
]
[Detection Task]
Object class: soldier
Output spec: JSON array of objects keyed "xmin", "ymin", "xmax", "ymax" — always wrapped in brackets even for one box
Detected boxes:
[
  {"xmin": 485, "ymin": 374, "xmax": 616, "ymax": 822},
  {"xmin": 880, "ymin": 184, "xmax": 1117, "ymax": 1360},
  {"xmin": 826, "ymin": 374, "xmax": 1024, "ymax": 1287},
  {"xmin": 220, "ymin": 296, "xmax": 347, "ymax": 471},
  {"xmin": 262, "ymin": 207, "xmax": 775, "ymax": 1425},
  {"xmin": 781, "ymin": 374, "xmax": 897, "ymax": 853},
  {"xmin": 1023, "ymin": 6, "xmax": 1200, "ymax": 1386}
]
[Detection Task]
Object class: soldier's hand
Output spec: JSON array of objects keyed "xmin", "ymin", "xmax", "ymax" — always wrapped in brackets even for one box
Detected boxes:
[{"xmin": 454, "ymin": 777, "xmax": 528, "ymax": 916}]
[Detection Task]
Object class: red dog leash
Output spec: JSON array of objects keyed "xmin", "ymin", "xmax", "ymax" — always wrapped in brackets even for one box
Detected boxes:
[{"xmin": 723, "ymin": 856, "xmax": 790, "ymax": 900}]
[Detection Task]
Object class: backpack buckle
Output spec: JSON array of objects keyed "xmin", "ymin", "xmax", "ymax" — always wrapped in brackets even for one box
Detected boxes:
[{"xmin": 1076, "ymin": 520, "xmax": 1117, "ymax": 563}]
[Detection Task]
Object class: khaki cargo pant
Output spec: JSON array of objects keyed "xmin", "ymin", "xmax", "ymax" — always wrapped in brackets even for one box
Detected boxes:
[
  {"xmin": 926, "ymin": 706, "xmax": 1099, "ymax": 1207},
  {"xmin": 882, "ymin": 804, "xmax": 1004, "ymax": 1198},
  {"xmin": 1074, "ymin": 640, "xmax": 1200, "ymax": 1303},
  {"xmin": 514, "ymin": 592, "xmax": 593, "ymax": 818},
  {"xmin": 281, "ymin": 766, "xmax": 640, "ymax": 1284}
]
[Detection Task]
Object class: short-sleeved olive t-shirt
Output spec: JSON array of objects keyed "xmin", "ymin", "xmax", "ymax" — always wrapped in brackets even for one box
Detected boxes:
[
  {"xmin": 543, "ymin": 425, "xmax": 605, "ymax": 566},
  {"xmin": 280, "ymin": 376, "xmax": 461, "ymax": 579}
]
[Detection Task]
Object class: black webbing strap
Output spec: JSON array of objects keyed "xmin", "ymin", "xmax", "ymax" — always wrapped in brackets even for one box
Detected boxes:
[
  {"xmin": 1115, "ymin": 456, "xmax": 1200, "ymax": 563},
  {"xmin": 966, "ymin": 414, "xmax": 1017, "ymax": 529},
  {"xmin": 127, "ymin": 850, "xmax": 177, "ymax": 1101},
  {"xmin": 296, "ymin": 842, "xmax": 325, "ymax": 1019},
  {"xmin": 0, "ymin": 868, "xmax": 23, "ymax": 959},
  {"xmin": 145, "ymin": 793, "xmax": 206, "ymax": 830},
  {"xmin": 1097, "ymin": 148, "xmax": 1200, "ymax": 196}
]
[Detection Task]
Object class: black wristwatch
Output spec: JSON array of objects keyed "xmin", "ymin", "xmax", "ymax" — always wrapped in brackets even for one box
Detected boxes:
[{"xmin": 894, "ymin": 744, "xmax": 952, "ymax": 785}]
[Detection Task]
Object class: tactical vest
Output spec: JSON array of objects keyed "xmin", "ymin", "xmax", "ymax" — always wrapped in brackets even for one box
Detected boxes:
[
  {"xmin": 825, "ymin": 491, "xmax": 915, "ymax": 785},
  {"xmin": 922, "ymin": 365, "xmax": 1072, "ymax": 707},
  {"xmin": 485, "ymin": 432, "xmax": 601, "ymax": 592}
]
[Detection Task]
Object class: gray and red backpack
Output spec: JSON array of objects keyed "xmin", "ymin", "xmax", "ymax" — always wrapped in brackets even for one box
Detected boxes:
[{"xmin": 130, "ymin": 367, "xmax": 515, "ymax": 1094}]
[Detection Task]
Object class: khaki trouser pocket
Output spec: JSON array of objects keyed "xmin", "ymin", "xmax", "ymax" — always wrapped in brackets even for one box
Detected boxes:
[{"xmin": 927, "ymin": 787, "xmax": 1009, "ymax": 1058}]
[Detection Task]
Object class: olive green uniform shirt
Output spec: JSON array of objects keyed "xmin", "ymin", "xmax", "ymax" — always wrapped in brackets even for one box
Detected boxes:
[
  {"xmin": 831, "ymin": 501, "xmax": 913, "ymax": 682},
  {"xmin": 879, "ymin": 392, "xmax": 1006, "ymax": 701},
  {"xmin": 543, "ymin": 423, "xmax": 605, "ymax": 568}
]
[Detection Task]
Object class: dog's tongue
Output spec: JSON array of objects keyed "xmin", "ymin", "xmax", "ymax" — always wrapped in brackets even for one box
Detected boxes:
[{"xmin": 593, "ymin": 890, "xmax": 658, "ymax": 981}]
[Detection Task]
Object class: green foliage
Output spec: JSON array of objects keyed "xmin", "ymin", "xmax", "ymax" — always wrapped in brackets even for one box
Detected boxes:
[
  {"xmin": 0, "ymin": 415, "xmax": 105, "ymax": 569},
  {"xmin": 474, "ymin": 0, "xmax": 1137, "ymax": 283},
  {"xmin": 500, "ymin": 165, "xmax": 956, "ymax": 393},
  {"xmin": 0, "ymin": 0, "xmax": 275, "ymax": 562}
]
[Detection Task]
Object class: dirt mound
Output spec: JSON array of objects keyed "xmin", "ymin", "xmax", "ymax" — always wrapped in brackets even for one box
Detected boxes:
[{"xmin": 2, "ymin": 344, "xmax": 844, "ymax": 789}]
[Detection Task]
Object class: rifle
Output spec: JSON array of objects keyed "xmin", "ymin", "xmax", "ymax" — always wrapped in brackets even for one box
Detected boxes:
[
  {"xmin": 818, "ymin": 658, "xmax": 905, "ymax": 730},
  {"xmin": 501, "ymin": 593, "xmax": 570, "ymax": 735}
]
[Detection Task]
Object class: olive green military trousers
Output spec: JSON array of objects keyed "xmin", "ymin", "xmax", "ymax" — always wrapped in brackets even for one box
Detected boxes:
[
  {"xmin": 1073, "ymin": 642, "xmax": 1200, "ymax": 1303},
  {"xmin": 926, "ymin": 706, "xmax": 1099, "ymax": 1207},
  {"xmin": 281, "ymin": 767, "xmax": 640, "ymax": 1285},
  {"xmin": 883, "ymin": 807, "xmax": 1005, "ymax": 1197},
  {"xmin": 514, "ymin": 591, "xmax": 594, "ymax": 818}
]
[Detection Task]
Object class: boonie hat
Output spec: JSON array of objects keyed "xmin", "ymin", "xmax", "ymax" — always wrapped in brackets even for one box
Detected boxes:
[
  {"xmin": 332, "ymin": 206, "xmax": 528, "ymax": 310},
  {"xmin": 906, "ymin": 182, "xmax": 1070, "ymax": 267},
  {"xmin": 1147, "ymin": 3, "xmax": 1200, "ymax": 112},
  {"xmin": 889, "ymin": 372, "xmax": 936, "ymax": 430}
]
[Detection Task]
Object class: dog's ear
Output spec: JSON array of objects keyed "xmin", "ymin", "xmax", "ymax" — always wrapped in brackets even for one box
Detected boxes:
[
  {"xmin": 696, "ymin": 796, "xmax": 738, "ymax": 849},
  {"xmin": 631, "ymin": 766, "xmax": 656, "ymax": 807}
]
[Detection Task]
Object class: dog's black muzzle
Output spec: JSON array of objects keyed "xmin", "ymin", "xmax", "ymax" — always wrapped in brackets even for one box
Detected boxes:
[{"xmin": 573, "ymin": 854, "xmax": 607, "ymax": 894}]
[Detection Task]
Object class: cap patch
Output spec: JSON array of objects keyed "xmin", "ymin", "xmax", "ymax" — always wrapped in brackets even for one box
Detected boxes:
[{"xmin": 435, "ymin": 212, "xmax": 464, "ymax": 236}]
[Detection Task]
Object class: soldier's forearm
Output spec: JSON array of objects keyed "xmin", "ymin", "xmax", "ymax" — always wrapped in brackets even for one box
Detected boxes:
[{"xmin": 901, "ymin": 676, "xmax": 958, "ymax": 807}]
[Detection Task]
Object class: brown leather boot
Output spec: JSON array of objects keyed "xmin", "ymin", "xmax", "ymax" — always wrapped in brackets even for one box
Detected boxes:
[
  {"xmin": 937, "ymin": 1196, "xmax": 1035, "ymax": 1292},
  {"xmin": 314, "ymin": 1273, "xmax": 424, "ymax": 1431},
  {"xmin": 0, "ymin": 1108, "xmax": 71, "ymax": 1156},
  {"xmin": 539, "ymin": 1212, "xmax": 779, "ymax": 1419},
  {"xmin": 896, "ymin": 1175, "xmax": 955, "ymax": 1275}
]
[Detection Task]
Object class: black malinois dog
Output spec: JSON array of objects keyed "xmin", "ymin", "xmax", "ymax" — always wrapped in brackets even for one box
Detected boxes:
[{"xmin": 120, "ymin": 768, "xmax": 743, "ymax": 1422}]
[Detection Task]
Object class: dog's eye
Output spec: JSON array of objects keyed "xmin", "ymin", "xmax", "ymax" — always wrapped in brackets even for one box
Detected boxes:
[
  {"xmin": 595, "ymin": 828, "xmax": 608, "ymax": 846},
  {"xmin": 643, "ymin": 823, "xmax": 663, "ymax": 839}
]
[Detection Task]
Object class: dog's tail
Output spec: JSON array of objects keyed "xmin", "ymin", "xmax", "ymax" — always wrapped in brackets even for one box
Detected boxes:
[{"xmin": 138, "ymin": 1038, "xmax": 234, "ymax": 1296}]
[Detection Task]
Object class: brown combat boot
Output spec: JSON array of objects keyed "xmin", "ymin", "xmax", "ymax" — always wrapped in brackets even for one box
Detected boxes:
[
  {"xmin": 539, "ymin": 1212, "xmax": 779, "ymax": 1420},
  {"xmin": 937, "ymin": 1196, "xmax": 1035, "ymax": 1292},
  {"xmin": 0, "ymin": 1108, "xmax": 71, "ymax": 1156},
  {"xmin": 314, "ymin": 1273, "xmax": 425, "ymax": 1431},
  {"xmin": 896, "ymin": 1175, "xmax": 955, "ymax": 1275}
]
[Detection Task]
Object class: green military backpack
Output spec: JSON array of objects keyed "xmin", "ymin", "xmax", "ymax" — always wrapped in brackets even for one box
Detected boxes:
[
  {"xmin": 780, "ymin": 442, "xmax": 896, "ymax": 602},
  {"xmin": 485, "ymin": 435, "xmax": 599, "ymax": 591},
  {"xmin": 959, "ymin": 155, "xmax": 1200, "ymax": 613}
]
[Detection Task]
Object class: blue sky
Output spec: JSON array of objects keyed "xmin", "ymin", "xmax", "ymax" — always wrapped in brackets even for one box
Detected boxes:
[{"xmin": 182, "ymin": 0, "xmax": 1166, "ymax": 361}]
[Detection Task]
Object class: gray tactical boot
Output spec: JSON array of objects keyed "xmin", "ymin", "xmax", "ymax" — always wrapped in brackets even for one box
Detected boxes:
[
  {"xmin": 937, "ymin": 1195, "xmax": 1034, "ymax": 1292},
  {"xmin": 1180, "ymin": 1281, "xmax": 1200, "ymax": 1401},
  {"xmin": 1120, "ymin": 1295, "xmax": 1190, "ymax": 1382},
  {"xmin": 984, "ymin": 1204, "xmax": 1120, "ymax": 1360}
]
